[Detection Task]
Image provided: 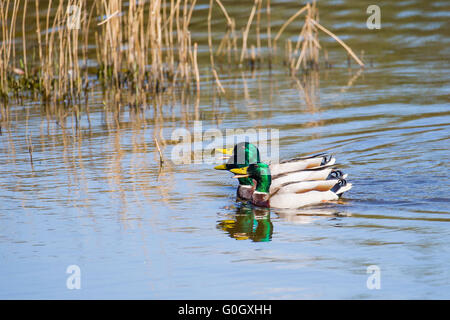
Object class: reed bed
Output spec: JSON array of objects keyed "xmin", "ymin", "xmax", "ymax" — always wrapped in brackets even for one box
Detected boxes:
[{"xmin": 0, "ymin": 0, "xmax": 365, "ymax": 108}]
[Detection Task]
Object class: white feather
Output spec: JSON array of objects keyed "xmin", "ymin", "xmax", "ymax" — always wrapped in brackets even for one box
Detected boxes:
[
  {"xmin": 271, "ymin": 168, "xmax": 333, "ymax": 189},
  {"xmin": 270, "ymin": 179, "xmax": 339, "ymax": 194},
  {"xmin": 270, "ymin": 190, "xmax": 339, "ymax": 209}
]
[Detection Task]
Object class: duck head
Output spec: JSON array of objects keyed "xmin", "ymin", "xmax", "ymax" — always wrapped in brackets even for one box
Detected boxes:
[
  {"xmin": 230, "ymin": 163, "xmax": 272, "ymax": 194},
  {"xmin": 214, "ymin": 142, "xmax": 261, "ymax": 186},
  {"xmin": 214, "ymin": 142, "xmax": 260, "ymax": 170}
]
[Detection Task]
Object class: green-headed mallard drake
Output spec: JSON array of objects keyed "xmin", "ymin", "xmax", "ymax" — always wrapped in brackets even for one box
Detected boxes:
[
  {"xmin": 214, "ymin": 142, "xmax": 344, "ymax": 200},
  {"xmin": 230, "ymin": 163, "xmax": 352, "ymax": 209},
  {"xmin": 215, "ymin": 142, "xmax": 335, "ymax": 176}
]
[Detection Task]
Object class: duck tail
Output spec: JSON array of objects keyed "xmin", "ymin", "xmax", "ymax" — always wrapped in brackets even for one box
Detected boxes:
[
  {"xmin": 327, "ymin": 169, "xmax": 348, "ymax": 180},
  {"xmin": 331, "ymin": 179, "xmax": 352, "ymax": 197},
  {"xmin": 321, "ymin": 154, "xmax": 336, "ymax": 166}
]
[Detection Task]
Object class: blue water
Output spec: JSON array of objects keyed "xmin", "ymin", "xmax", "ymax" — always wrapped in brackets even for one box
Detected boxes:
[{"xmin": 0, "ymin": 0, "xmax": 449, "ymax": 299}]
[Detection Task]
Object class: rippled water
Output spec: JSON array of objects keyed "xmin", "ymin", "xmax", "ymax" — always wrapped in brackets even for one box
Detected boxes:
[{"xmin": 0, "ymin": 0, "xmax": 449, "ymax": 299}]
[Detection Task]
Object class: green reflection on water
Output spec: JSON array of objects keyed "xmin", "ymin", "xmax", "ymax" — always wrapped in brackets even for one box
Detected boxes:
[{"xmin": 217, "ymin": 204, "xmax": 273, "ymax": 242}]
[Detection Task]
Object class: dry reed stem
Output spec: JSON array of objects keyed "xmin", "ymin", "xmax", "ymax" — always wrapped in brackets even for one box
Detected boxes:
[
  {"xmin": 266, "ymin": 0, "xmax": 272, "ymax": 62},
  {"xmin": 154, "ymin": 136, "xmax": 164, "ymax": 165},
  {"xmin": 294, "ymin": 21, "xmax": 310, "ymax": 71},
  {"xmin": 193, "ymin": 42, "xmax": 200, "ymax": 93},
  {"xmin": 212, "ymin": 68, "xmax": 225, "ymax": 94},
  {"xmin": 21, "ymin": 0, "xmax": 27, "ymax": 77},
  {"xmin": 215, "ymin": 0, "xmax": 232, "ymax": 26},
  {"xmin": 274, "ymin": 4, "xmax": 309, "ymax": 48},
  {"xmin": 310, "ymin": 18, "xmax": 364, "ymax": 67},
  {"xmin": 97, "ymin": 10, "xmax": 120, "ymax": 25},
  {"xmin": 240, "ymin": 0, "xmax": 259, "ymax": 65},
  {"xmin": 214, "ymin": 0, "xmax": 236, "ymax": 60},
  {"xmin": 207, "ymin": 0, "xmax": 215, "ymax": 68},
  {"xmin": 255, "ymin": 0, "xmax": 262, "ymax": 59},
  {"xmin": 216, "ymin": 30, "xmax": 230, "ymax": 56},
  {"xmin": 34, "ymin": 0, "xmax": 43, "ymax": 70}
]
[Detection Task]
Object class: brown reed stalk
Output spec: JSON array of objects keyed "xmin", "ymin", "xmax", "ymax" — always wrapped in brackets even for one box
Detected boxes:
[
  {"xmin": 240, "ymin": 0, "xmax": 259, "ymax": 65},
  {"xmin": 255, "ymin": 0, "xmax": 262, "ymax": 60},
  {"xmin": 193, "ymin": 42, "xmax": 200, "ymax": 94},
  {"xmin": 0, "ymin": 1, "xmax": 9, "ymax": 93},
  {"xmin": 266, "ymin": 0, "xmax": 272, "ymax": 66},
  {"xmin": 34, "ymin": 0, "xmax": 43, "ymax": 72},
  {"xmin": 216, "ymin": 30, "xmax": 230, "ymax": 57},
  {"xmin": 154, "ymin": 136, "xmax": 164, "ymax": 165},
  {"xmin": 0, "ymin": 0, "xmax": 20, "ymax": 94},
  {"xmin": 207, "ymin": 0, "xmax": 215, "ymax": 69},
  {"xmin": 21, "ymin": 0, "xmax": 27, "ymax": 78},
  {"xmin": 273, "ymin": 4, "xmax": 308, "ymax": 49},
  {"xmin": 212, "ymin": 68, "xmax": 225, "ymax": 95},
  {"xmin": 310, "ymin": 18, "xmax": 364, "ymax": 67},
  {"xmin": 11, "ymin": 1, "xmax": 20, "ymax": 72},
  {"xmin": 216, "ymin": 0, "xmax": 238, "ymax": 58},
  {"xmin": 214, "ymin": 0, "xmax": 236, "ymax": 62},
  {"xmin": 83, "ymin": 3, "xmax": 96, "ymax": 90}
]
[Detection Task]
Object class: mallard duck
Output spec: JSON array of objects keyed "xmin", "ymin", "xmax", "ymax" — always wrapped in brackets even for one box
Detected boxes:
[
  {"xmin": 214, "ymin": 142, "xmax": 343, "ymax": 200},
  {"xmin": 230, "ymin": 163, "xmax": 352, "ymax": 209},
  {"xmin": 215, "ymin": 142, "xmax": 335, "ymax": 176}
]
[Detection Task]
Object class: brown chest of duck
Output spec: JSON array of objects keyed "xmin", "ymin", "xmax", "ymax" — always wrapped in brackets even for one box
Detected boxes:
[{"xmin": 232, "ymin": 163, "xmax": 272, "ymax": 208}]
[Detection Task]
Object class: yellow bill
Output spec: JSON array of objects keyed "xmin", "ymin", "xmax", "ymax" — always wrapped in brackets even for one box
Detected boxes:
[
  {"xmin": 230, "ymin": 167, "xmax": 249, "ymax": 178},
  {"xmin": 214, "ymin": 164, "xmax": 227, "ymax": 170}
]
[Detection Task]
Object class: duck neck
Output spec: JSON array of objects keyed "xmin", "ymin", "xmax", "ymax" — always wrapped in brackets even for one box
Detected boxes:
[
  {"xmin": 251, "ymin": 167, "xmax": 271, "ymax": 207},
  {"xmin": 238, "ymin": 177, "xmax": 254, "ymax": 186},
  {"xmin": 255, "ymin": 172, "xmax": 271, "ymax": 193}
]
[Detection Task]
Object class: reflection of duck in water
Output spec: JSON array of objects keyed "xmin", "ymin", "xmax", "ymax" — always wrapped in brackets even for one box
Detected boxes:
[
  {"xmin": 274, "ymin": 206, "xmax": 351, "ymax": 224},
  {"xmin": 217, "ymin": 204, "xmax": 273, "ymax": 242}
]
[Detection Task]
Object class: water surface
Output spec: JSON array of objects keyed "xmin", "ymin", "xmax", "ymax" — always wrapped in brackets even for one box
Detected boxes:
[{"xmin": 0, "ymin": 0, "xmax": 449, "ymax": 299}]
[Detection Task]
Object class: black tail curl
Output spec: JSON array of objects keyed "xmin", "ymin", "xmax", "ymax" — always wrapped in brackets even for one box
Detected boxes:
[
  {"xmin": 321, "ymin": 154, "xmax": 334, "ymax": 166},
  {"xmin": 327, "ymin": 169, "xmax": 344, "ymax": 180},
  {"xmin": 330, "ymin": 178, "xmax": 347, "ymax": 194}
]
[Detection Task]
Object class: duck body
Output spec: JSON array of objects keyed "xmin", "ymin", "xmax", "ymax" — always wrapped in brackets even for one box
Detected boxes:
[
  {"xmin": 231, "ymin": 163, "xmax": 352, "ymax": 209},
  {"xmin": 252, "ymin": 190, "xmax": 338, "ymax": 209},
  {"xmin": 269, "ymin": 166, "xmax": 346, "ymax": 191},
  {"xmin": 239, "ymin": 169, "xmax": 343, "ymax": 201},
  {"xmin": 269, "ymin": 153, "xmax": 336, "ymax": 176}
]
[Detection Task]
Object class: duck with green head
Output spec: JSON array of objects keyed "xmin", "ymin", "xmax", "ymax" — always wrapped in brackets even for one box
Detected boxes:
[
  {"xmin": 214, "ymin": 142, "xmax": 260, "ymax": 199},
  {"xmin": 216, "ymin": 142, "xmax": 336, "ymax": 176},
  {"xmin": 214, "ymin": 142, "xmax": 345, "ymax": 200},
  {"xmin": 230, "ymin": 163, "xmax": 352, "ymax": 209}
]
